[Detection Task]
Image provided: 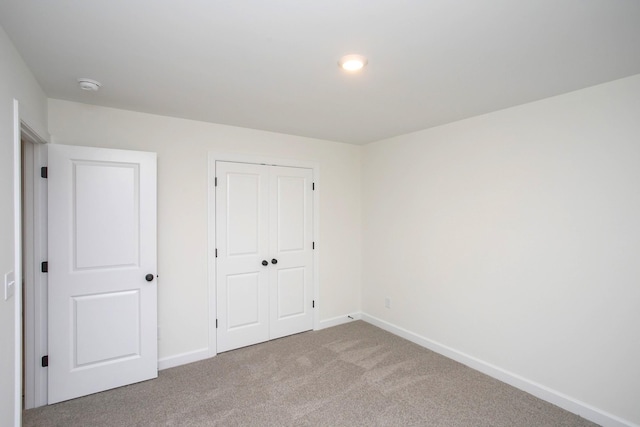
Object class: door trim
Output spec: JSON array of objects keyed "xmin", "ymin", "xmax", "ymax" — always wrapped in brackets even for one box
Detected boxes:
[
  {"xmin": 21, "ymin": 126, "xmax": 48, "ymax": 409},
  {"xmin": 14, "ymin": 100, "xmax": 49, "ymax": 421},
  {"xmin": 207, "ymin": 152, "xmax": 320, "ymax": 357}
]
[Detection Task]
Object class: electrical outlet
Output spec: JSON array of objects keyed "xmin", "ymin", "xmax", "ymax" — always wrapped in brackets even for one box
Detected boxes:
[
  {"xmin": 4, "ymin": 271, "xmax": 15, "ymax": 301},
  {"xmin": 385, "ymin": 297, "xmax": 391, "ymax": 309}
]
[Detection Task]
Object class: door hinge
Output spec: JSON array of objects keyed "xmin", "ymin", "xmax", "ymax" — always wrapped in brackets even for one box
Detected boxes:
[
  {"xmin": 216, "ymin": 319, "xmax": 218, "ymax": 328},
  {"xmin": 312, "ymin": 242, "xmax": 315, "ymax": 250},
  {"xmin": 41, "ymin": 261, "xmax": 48, "ymax": 273},
  {"xmin": 312, "ymin": 182, "xmax": 315, "ymax": 191},
  {"xmin": 41, "ymin": 355, "xmax": 48, "ymax": 367},
  {"xmin": 40, "ymin": 167, "xmax": 48, "ymax": 178},
  {"xmin": 215, "ymin": 177, "xmax": 218, "ymax": 187},
  {"xmin": 312, "ymin": 300, "xmax": 315, "ymax": 308},
  {"xmin": 215, "ymin": 248, "xmax": 218, "ymax": 258}
]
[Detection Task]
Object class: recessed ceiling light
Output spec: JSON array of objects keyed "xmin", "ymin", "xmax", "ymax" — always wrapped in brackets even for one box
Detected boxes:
[
  {"xmin": 338, "ymin": 54, "xmax": 367, "ymax": 72},
  {"xmin": 77, "ymin": 78, "xmax": 102, "ymax": 91}
]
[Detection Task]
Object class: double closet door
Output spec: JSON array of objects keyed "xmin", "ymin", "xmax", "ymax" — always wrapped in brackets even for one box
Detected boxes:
[{"xmin": 216, "ymin": 161, "xmax": 314, "ymax": 352}]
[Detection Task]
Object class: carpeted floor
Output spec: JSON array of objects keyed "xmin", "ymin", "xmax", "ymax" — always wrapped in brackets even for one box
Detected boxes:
[{"xmin": 23, "ymin": 321, "xmax": 598, "ymax": 426}]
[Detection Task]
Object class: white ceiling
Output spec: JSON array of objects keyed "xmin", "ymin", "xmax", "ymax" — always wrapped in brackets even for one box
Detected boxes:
[{"xmin": 1, "ymin": 0, "xmax": 640, "ymax": 145}]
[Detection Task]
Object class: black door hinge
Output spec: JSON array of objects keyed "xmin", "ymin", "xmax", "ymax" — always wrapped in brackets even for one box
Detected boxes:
[
  {"xmin": 41, "ymin": 355, "xmax": 48, "ymax": 367},
  {"xmin": 216, "ymin": 319, "xmax": 218, "ymax": 328},
  {"xmin": 40, "ymin": 167, "xmax": 48, "ymax": 178},
  {"xmin": 41, "ymin": 261, "xmax": 48, "ymax": 273},
  {"xmin": 215, "ymin": 177, "xmax": 218, "ymax": 187},
  {"xmin": 312, "ymin": 300, "xmax": 315, "ymax": 308},
  {"xmin": 312, "ymin": 242, "xmax": 315, "ymax": 250},
  {"xmin": 215, "ymin": 248, "xmax": 218, "ymax": 258},
  {"xmin": 312, "ymin": 182, "xmax": 315, "ymax": 191}
]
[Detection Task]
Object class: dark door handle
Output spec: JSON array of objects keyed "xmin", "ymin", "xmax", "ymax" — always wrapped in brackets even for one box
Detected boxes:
[
  {"xmin": 271, "ymin": 259, "xmax": 278, "ymax": 264},
  {"xmin": 145, "ymin": 274, "xmax": 154, "ymax": 282},
  {"xmin": 262, "ymin": 260, "xmax": 268, "ymax": 266}
]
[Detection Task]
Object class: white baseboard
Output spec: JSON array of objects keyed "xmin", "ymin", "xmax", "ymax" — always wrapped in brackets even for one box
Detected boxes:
[
  {"xmin": 158, "ymin": 347, "xmax": 211, "ymax": 371},
  {"xmin": 317, "ymin": 312, "xmax": 362, "ymax": 330},
  {"xmin": 360, "ymin": 313, "xmax": 637, "ymax": 427},
  {"xmin": 158, "ymin": 313, "xmax": 362, "ymax": 371}
]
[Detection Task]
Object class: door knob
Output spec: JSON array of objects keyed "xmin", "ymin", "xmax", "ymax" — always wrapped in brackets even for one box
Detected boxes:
[
  {"xmin": 271, "ymin": 259, "xmax": 278, "ymax": 264},
  {"xmin": 145, "ymin": 274, "xmax": 154, "ymax": 282},
  {"xmin": 262, "ymin": 260, "xmax": 268, "ymax": 266}
]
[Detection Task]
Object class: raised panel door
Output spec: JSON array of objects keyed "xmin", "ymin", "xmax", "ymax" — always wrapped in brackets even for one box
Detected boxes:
[
  {"xmin": 216, "ymin": 162, "xmax": 269, "ymax": 352},
  {"xmin": 48, "ymin": 144, "xmax": 157, "ymax": 404}
]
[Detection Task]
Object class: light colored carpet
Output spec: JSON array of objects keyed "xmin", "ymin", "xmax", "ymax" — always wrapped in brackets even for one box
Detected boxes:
[{"xmin": 24, "ymin": 321, "xmax": 598, "ymax": 426}]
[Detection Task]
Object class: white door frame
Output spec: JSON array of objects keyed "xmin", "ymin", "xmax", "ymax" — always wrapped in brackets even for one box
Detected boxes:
[
  {"xmin": 207, "ymin": 152, "xmax": 320, "ymax": 357},
  {"xmin": 13, "ymin": 100, "xmax": 49, "ymax": 425},
  {"xmin": 21, "ymin": 123, "xmax": 48, "ymax": 409}
]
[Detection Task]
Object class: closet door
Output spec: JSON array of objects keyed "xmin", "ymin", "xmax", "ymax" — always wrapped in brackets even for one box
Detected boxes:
[
  {"xmin": 216, "ymin": 161, "xmax": 314, "ymax": 353},
  {"xmin": 269, "ymin": 166, "xmax": 314, "ymax": 339},
  {"xmin": 216, "ymin": 162, "xmax": 270, "ymax": 352}
]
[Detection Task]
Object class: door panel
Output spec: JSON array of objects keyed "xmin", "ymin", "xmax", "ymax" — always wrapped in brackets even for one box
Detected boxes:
[
  {"xmin": 226, "ymin": 273, "xmax": 261, "ymax": 329},
  {"xmin": 216, "ymin": 162, "xmax": 269, "ymax": 352},
  {"xmin": 276, "ymin": 267, "xmax": 306, "ymax": 319},
  {"xmin": 226, "ymin": 172, "xmax": 262, "ymax": 256},
  {"xmin": 74, "ymin": 290, "xmax": 140, "ymax": 366},
  {"xmin": 48, "ymin": 144, "xmax": 157, "ymax": 404},
  {"xmin": 269, "ymin": 167, "xmax": 313, "ymax": 340},
  {"xmin": 276, "ymin": 176, "xmax": 306, "ymax": 252},
  {"xmin": 74, "ymin": 162, "xmax": 139, "ymax": 269}
]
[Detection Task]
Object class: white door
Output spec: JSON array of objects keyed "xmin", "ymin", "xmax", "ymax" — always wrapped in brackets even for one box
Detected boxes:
[
  {"xmin": 47, "ymin": 144, "xmax": 157, "ymax": 404},
  {"xmin": 216, "ymin": 162, "xmax": 313, "ymax": 353},
  {"xmin": 215, "ymin": 162, "xmax": 270, "ymax": 352},
  {"xmin": 268, "ymin": 166, "xmax": 314, "ymax": 340}
]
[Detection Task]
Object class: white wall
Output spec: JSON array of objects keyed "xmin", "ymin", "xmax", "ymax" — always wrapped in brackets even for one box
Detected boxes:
[
  {"xmin": 0, "ymin": 26, "xmax": 48, "ymax": 426},
  {"xmin": 47, "ymin": 99, "xmax": 362, "ymax": 361},
  {"xmin": 362, "ymin": 74, "xmax": 640, "ymax": 426},
  {"xmin": 14, "ymin": 26, "xmax": 638, "ymax": 426}
]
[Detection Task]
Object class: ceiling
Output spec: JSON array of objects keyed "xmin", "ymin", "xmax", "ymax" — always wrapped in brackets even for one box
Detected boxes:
[{"xmin": 1, "ymin": 0, "xmax": 640, "ymax": 145}]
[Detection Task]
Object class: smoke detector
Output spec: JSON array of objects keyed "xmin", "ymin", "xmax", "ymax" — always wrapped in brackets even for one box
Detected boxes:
[{"xmin": 77, "ymin": 78, "xmax": 102, "ymax": 91}]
